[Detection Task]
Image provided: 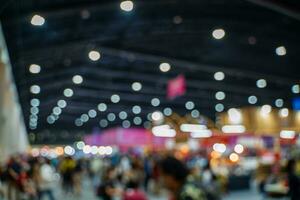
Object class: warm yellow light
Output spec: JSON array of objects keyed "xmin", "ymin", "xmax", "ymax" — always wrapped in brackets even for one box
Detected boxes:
[{"xmin": 229, "ymin": 153, "xmax": 239, "ymax": 162}]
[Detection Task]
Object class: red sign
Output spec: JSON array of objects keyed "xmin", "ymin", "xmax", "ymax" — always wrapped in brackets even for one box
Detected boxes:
[{"xmin": 167, "ymin": 75, "xmax": 186, "ymax": 99}]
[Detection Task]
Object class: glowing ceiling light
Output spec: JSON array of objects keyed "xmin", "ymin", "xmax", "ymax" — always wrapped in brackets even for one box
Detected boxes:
[
  {"xmin": 31, "ymin": 15, "xmax": 45, "ymax": 26},
  {"xmin": 91, "ymin": 146, "xmax": 98, "ymax": 155},
  {"xmin": 275, "ymin": 99, "xmax": 284, "ymax": 108},
  {"xmin": 248, "ymin": 95, "xmax": 258, "ymax": 105},
  {"xmin": 133, "ymin": 116, "xmax": 142, "ymax": 125},
  {"xmin": 99, "ymin": 119, "xmax": 108, "ymax": 128},
  {"xmin": 163, "ymin": 107, "xmax": 172, "ymax": 116},
  {"xmin": 57, "ymin": 100, "xmax": 67, "ymax": 108},
  {"xmin": 280, "ymin": 130, "xmax": 295, "ymax": 139},
  {"xmin": 213, "ymin": 143, "xmax": 227, "ymax": 153},
  {"xmin": 132, "ymin": 82, "xmax": 142, "ymax": 91},
  {"xmin": 64, "ymin": 146, "xmax": 75, "ymax": 156},
  {"xmin": 151, "ymin": 98, "xmax": 160, "ymax": 107},
  {"xmin": 275, "ymin": 46, "xmax": 286, "ymax": 56},
  {"xmin": 30, "ymin": 85, "xmax": 41, "ymax": 94},
  {"xmin": 292, "ymin": 84, "xmax": 300, "ymax": 94},
  {"xmin": 234, "ymin": 144, "xmax": 244, "ymax": 154},
  {"xmin": 72, "ymin": 75, "xmax": 83, "ymax": 84},
  {"xmin": 261, "ymin": 104, "xmax": 272, "ymax": 115},
  {"xmin": 119, "ymin": 111, "xmax": 128, "ymax": 120},
  {"xmin": 120, "ymin": 0, "xmax": 134, "ymax": 12},
  {"xmin": 215, "ymin": 103, "xmax": 224, "ymax": 112},
  {"xmin": 76, "ymin": 141, "xmax": 85, "ymax": 150},
  {"xmin": 111, "ymin": 94, "xmax": 120, "ymax": 103},
  {"xmin": 88, "ymin": 109, "xmax": 97, "ymax": 118},
  {"xmin": 180, "ymin": 124, "xmax": 207, "ymax": 132},
  {"xmin": 256, "ymin": 79, "xmax": 267, "ymax": 88},
  {"xmin": 98, "ymin": 103, "xmax": 107, "ymax": 112},
  {"xmin": 30, "ymin": 98, "xmax": 40, "ymax": 107},
  {"xmin": 29, "ymin": 64, "xmax": 41, "ymax": 74},
  {"xmin": 83, "ymin": 145, "xmax": 91, "ymax": 154},
  {"xmin": 132, "ymin": 105, "xmax": 141, "ymax": 114},
  {"xmin": 47, "ymin": 116, "xmax": 55, "ymax": 124},
  {"xmin": 63, "ymin": 88, "xmax": 74, "ymax": 97},
  {"xmin": 212, "ymin": 29, "xmax": 225, "ymax": 39},
  {"xmin": 151, "ymin": 111, "xmax": 163, "ymax": 121},
  {"xmin": 122, "ymin": 120, "xmax": 131, "ymax": 128},
  {"xmin": 107, "ymin": 113, "xmax": 116, "ymax": 121},
  {"xmin": 105, "ymin": 146, "xmax": 113, "ymax": 155},
  {"xmin": 191, "ymin": 109, "xmax": 200, "ymax": 118},
  {"xmin": 214, "ymin": 71, "xmax": 225, "ymax": 81},
  {"xmin": 229, "ymin": 153, "xmax": 239, "ymax": 162},
  {"xmin": 53, "ymin": 107, "xmax": 62, "ymax": 115},
  {"xmin": 88, "ymin": 50, "xmax": 101, "ymax": 61},
  {"xmin": 75, "ymin": 119, "xmax": 83, "ymax": 127},
  {"xmin": 152, "ymin": 125, "xmax": 176, "ymax": 137},
  {"xmin": 81, "ymin": 114, "xmax": 89, "ymax": 122},
  {"xmin": 222, "ymin": 125, "xmax": 246, "ymax": 133},
  {"xmin": 159, "ymin": 63, "xmax": 171, "ymax": 72},
  {"xmin": 185, "ymin": 101, "xmax": 195, "ymax": 110},
  {"xmin": 228, "ymin": 108, "xmax": 242, "ymax": 124},
  {"xmin": 190, "ymin": 130, "xmax": 212, "ymax": 138},
  {"xmin": 215, "ymin": 91, "xmax": 226, "ymax": 100},
  {"xmin": 279, "ymin": 108, "xmax": 289, "ymax": 118}
]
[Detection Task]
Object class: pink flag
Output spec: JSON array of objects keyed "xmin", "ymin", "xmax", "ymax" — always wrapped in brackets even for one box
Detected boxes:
[{"xmin": 167, "ymin": 74, "xmax": 186, "ymax": 99}]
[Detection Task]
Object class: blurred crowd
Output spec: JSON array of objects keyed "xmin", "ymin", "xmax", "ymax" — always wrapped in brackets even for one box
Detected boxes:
[
  {"xmin": 0, "ymin": 152, "xmax": 299, "ymax": 200},
  {"xmin": 0, "ymin": 152, "xmax": 225, "ymax": 200}
]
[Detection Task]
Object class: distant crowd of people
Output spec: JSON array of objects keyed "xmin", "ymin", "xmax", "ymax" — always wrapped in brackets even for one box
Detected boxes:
[{"xmin": 0, "ymin": 152, "xmax": 229, "ymax": 200}]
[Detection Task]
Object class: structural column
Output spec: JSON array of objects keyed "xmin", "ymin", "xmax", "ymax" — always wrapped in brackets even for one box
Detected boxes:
[{"xmin": 0, "ymin": 23, "xmax": 28, "ymax": 162}]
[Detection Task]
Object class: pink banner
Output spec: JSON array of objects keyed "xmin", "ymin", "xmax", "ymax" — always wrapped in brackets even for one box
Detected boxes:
[
  {"xmin": 167, "ymin": 74, "xmax": 186, "ymax": 99},
  {"xmin": 84, "ymin": 128, "xmax": 167, "ymax": 150}
]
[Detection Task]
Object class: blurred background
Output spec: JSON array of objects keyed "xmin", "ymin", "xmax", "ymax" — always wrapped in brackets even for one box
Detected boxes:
[{"xmin": 0, "ymin": 0, "xmax": 300, "ymax": 200}]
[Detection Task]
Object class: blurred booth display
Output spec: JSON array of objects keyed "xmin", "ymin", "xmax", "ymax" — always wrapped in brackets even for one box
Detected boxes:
[{"xmin": 217, "ymin": 107, "xmax": 300, "ymax": 137}]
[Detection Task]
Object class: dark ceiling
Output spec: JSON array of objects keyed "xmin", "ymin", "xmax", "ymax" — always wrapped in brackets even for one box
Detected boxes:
[{"xmin": 1, "ymin": 0, "xmax": 300, "ymax": 144}]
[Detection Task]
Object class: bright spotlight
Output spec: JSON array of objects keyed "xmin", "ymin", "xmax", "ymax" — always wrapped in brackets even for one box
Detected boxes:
[
  {"xmin": 212, "ymin": 29, "xmax": 225, "ymax": 39},
  {"xmin": 31, "ymin": 15, "xmax": 45, "ymax": 26}
]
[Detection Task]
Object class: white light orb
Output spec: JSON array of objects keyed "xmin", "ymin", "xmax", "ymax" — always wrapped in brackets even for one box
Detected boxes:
[
  {"xmin": 151, "ymin": 98, "xmax": 160, "ymax": 107},
  {"xmin": 63, "ymin": 88, "xmax": 74, "ymax": 97},
  {"xmin": 133, "ymin": 116, "xmax": 142, "ymax": 125},
  {"xmin": 275, "ymin": 46, "xmax": 286, "ymax": 56},
  {"xmin": 214, "ymin": 71, "xmax": 225, "ymax": 81},
  {"xmin": 151, "ymin": 111, "xmax": 163, "ymax": 121},
  {"xmin": 261, "ymin": 105, "xmax": 272, "ymax": 115},
  {"xmin": 99, "ymin": 119, "xmax": 108, "ymax": 128},
  {"xmin": 185, "ymin": 101, "xmax": 195, "ymax": 110},
  {"xmin": 88, "ymin": 109, "xmax": 97, "ymax": 118},
  {"xmin": 248, "ymin": 95, "xmax": 258, "ymax": 105},
  {"xmin": 30, "ymin": 98, "xmax": 40, "ymax": 107},
  {"xmin": 72, "ymin": 75, "xmax": 83, "ymax": 84},
  {"xmin": 159, "ymin": 63, "xmax": 171, "ymax": 72},
  {"xmin": 163, "ymin": 107, "xmax": 172, "ymax": 116},
  {"xmin": 122, "ymin": 120, "xmax": 131, "ymax": 128},
  {"xmin": 29, "ymin": 64, "xmax": 41, "ymax": 74},
  {"xmin": 234, "ymin": 144, "xmax": 244, "ymax": 154},
  {"xmin": 132, "ymin": 105, "xmax": 141, "ymax": 114},
  {"xmin": 88, "ymin": 50, "xmax": 101, "ymax": 61},
  {"xmin": 212, "ymin": 29, "xmax": 225, "ymax": 39},
  {"xmin": 275, "ymin": 99, "xmax": 284, "ymax": 108},
  {"xmin": 57, "ymin": 100, "xmax": 67, "ymax": 108},
  {"xmin": 120, "ymin": 1, "xmax": 134, "ymax": 12},
  {"xmin": 119, "ymin": 111, "xmax": 128, "ymax": 120},
  {"xmin": 31, "ymin": 15, "xmax": 45, "ymax": 26},
  {"xmin": 30, "ymin": 85, "xmax": 41, "ymax": 94},
  {"xmin": 215, "ymin": 103, "xmax": 224, "ymax": 112},
  {"xmin": 215, "ymin": 91, "xmax": 226, "ymax": 100},
  {"xmin": 279, "ymin": 108, "xmax": 289, "ymax": 118},
  {"xmin": 256, "ymin": 79, "xmax": 267, "ymax": 88},
  {"xmin": 107, "ymin": 113, "xmax": 116, "ymax": 121},
  {"xmin": 132, "ymin": 82, "xmax": 142, "ymax": 91},
  {"xmin": 98, "ymin": 103, "xmax": 107, "ymax": 112},
  {"xmin": 292, "ymin": 85, "xmax": 300, "ymax": 94},
  {"xmin": 111, "ymin": 94, "xmax": 120, "ymax": 103}
]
